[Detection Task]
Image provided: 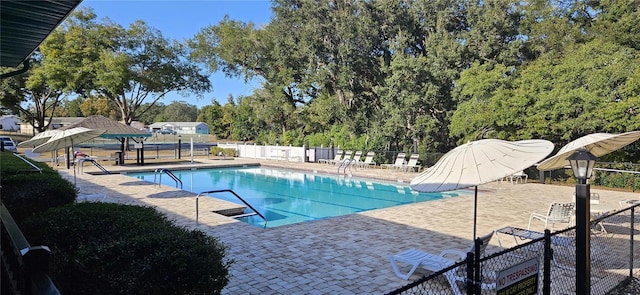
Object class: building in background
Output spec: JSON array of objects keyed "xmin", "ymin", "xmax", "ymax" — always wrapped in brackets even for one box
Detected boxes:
[
  {"xmin": 0, "ymin": 115, "xmax": 20, "ymax": 131},
  {"xmin": 148, "ymin": 122, "xmax": 209, "ymax": 135}
]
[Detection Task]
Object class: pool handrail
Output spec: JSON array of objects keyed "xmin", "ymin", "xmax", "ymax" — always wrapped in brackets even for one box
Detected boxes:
[
  {"xmin": 337, "ymin": 158, "xmax": 355, "ymax": 174},
  {"xmin": 77, "ymin": 158, "xmax": 110, "ymax": 174},
  {"xmin": 154, "ymin": 168, "xmax": 183, "ymax": 189},
  {"xmin": 196, "ymin": 189, "xmax": 267, "ymax": 228},
  {"xmin": 12, "ymin": 153, "xmax": 42, "ymax": 174}
]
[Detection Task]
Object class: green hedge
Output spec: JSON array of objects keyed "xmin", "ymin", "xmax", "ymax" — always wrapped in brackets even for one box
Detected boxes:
[
  {"xmin": 23, "ymin": 203, "xmax": 231, "ymax": 295},
  {"xmin": 210, "ymin": 146, "xmax": 237, "ymax": 157},
  {"xmin": 0, "ymin": 151, "xmax": 76, "ymax": 223}
]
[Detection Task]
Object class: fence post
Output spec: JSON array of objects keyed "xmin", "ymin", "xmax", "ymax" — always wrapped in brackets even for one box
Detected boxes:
[
  {"xmin": 465, "ymin": 251, "xmax": 474, "ymax": 295},
  {"xmin": 630, "ymin": 206, "xmax": 635, "ymax": 278},
  {"xmin": 473, "ymin": 237, "xmax": 482, "ymax": 295},
  {"xmin": 543, "ymin": 229, "xmax": 552, "ymax": 295}
]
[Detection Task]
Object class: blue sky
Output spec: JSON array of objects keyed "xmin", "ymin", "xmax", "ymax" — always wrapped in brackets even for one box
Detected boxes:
[{"xmin": 81, "ymin": 0, "xmax": 273, "ymax": 108}]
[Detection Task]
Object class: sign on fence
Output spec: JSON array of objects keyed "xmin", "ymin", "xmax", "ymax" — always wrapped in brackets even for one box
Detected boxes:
[{"xmin": 496, "ymin": 256, "xmax": 539, "ymax": 295}]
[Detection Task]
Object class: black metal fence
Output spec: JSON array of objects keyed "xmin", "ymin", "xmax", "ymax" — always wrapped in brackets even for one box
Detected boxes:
[{"xmin": 387, "ymin": 203, "xmax": 639, "ymax": 295}]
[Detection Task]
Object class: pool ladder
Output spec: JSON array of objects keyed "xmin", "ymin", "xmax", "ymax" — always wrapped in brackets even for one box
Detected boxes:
[
  {"xmin": 77, "ymin": 158, "xmax": 110, "ymax": 174},
  {"xmin": 337, "ymin": 158, "xmax": 355, "ymax": 174},
  {"xmin": 196, "ymin": 189, "xmax": 267, "ymax": 228},
  {"xmin": 154, "ymin": 168, "xmax": 183, "ymax": 189}
]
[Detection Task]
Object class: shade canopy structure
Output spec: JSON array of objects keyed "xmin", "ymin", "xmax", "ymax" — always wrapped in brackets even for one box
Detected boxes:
[
  {"xmin": 537, "ymin": 131, "xmax": 640, "ymax": 171},
  {"xmin": 17, "ymin": 130, "xmax": 62, "ymax": 147},
  {"xmin": 61, "ymin": 115, "xmax": 151, "ymax": 140},
  {"xmin": 33, "ymin": 127, "xmax": 106, "ymax": 153},
  {"xmin": 410, "ymin": 139, "xmax": 554, "ymax": 238}
]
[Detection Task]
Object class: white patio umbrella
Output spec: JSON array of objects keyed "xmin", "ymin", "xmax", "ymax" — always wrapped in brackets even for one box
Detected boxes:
[
  {"xmin": 537, "ymin": 130, "xmax": 640, "ymax": 171},
  {"xmin": 33, "ymin": 127, "xmax": 106, "ymax": 185},
  {"xmin": 33, "ymin": 127, "xmax": 106, "ymax": 153},
  {"xmin": 410, "ymin": 139, "xmax": 554, "ymax": 239},
  {"xmin": 17, "ymin": 129, "xmax": 62, "ymax": 147}
]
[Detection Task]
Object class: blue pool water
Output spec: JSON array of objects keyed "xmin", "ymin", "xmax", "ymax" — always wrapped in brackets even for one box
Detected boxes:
[{"xmin": 127, "ymin": 166, "xmax": 464, "ymax": 228}]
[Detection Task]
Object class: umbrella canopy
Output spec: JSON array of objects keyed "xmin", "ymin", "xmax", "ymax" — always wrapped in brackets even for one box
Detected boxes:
[
  {"xmin": 537, "ymin": 131, "xmax": 640, "ymax": 171},
  {"xmin": 410, "ymin": 138, "xmax": 554, "ymax": 238},
  {"xmin": 411, "ymin": 139, "xmax": 555, "ymax": 192},
  {"xmin": 61, "ymin": 115, "xmax": 150, "ymax": 139},
  {"xmin": 33, "ymin": 127, "xmax": 106, "ymax": 153},
  {"xmin": 17, "ymin": 130, "xmax": 62, "ymax": 147}
]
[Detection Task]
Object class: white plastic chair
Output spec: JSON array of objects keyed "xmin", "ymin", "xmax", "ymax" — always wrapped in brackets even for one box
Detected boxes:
[
  {"xmin": 389, "ymin": 232, "xmax": 494, "ymax": 294},
  {"xmin": 528, "ymin": 202, "xmax": 575, "ymax": 230}
]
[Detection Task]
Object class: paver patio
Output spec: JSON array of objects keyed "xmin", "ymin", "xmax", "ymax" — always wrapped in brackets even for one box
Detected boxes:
[{"xmin": 58, "ymin": 158, "xmax": 639, "ymax": 294}]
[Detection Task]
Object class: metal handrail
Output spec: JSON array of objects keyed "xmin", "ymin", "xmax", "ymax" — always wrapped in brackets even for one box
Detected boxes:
[
  {"xmin": 12, "ymin": 153, "xmax": 42, "ymax": 174},
  {"xmin": 196, "ymin": 189, "xmax": 267, "ymax": 228},
  {"xmin": 154, "ymin": 168, "xmax": 183, "ymax": 189},
  {"xmin": 337, "ymin": 158, "xmax": 354, "ymax": 174},
  {"xmin": 77, "ymin": 158, "xmax": 110, "ymax": 174}
]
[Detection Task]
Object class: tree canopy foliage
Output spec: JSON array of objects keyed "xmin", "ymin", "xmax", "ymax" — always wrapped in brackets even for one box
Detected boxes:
[
  {"xmin": 187, "ymin": 0, "xmax": 639, "ymax": 156},
  {"xmin": 2, "ymin": 1, "xmax": 638, "ymax": 159},
  {"xmin": 1, "ymin": 8, "xmax": 211, "ymax": 127}
]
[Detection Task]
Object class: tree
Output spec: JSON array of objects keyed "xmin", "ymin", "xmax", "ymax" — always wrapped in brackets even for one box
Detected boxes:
[
  {"xmin": 79, "ymin": 96, "xmax": 120, "ymax": 119},
  {"xmin": 231, "ymin": 96, "xmax": 262, "ymax": 141},
  {"xmin": 40, "ymin": 8, "xmax": 211, "ymax": 126},
  {"xmin": 451, "ymin": 39, "xmax": 640, "ymax": 144},
  {"xmin": 197, "ymin": 101, "xmax": 223, "ymax": 137},
  {"xmin": 154, "ymin": 101, "xmax": 198, "ymax": 122},
  {"xmin": 62, "ymin": 97, "xmax": 84, "ymax": 117},
  {"xmin": 136, "ymin": 102, "xmax": 165, "ymax": 125},
  {"xmin": 0, "ymin": 59, "xmax": 65, "ymax": 132}
]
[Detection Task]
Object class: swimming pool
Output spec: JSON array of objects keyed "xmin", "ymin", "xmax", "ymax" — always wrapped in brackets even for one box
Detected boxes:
[{"xmin": 127, "ymin": 166, "xmax": 464, "ymax": 228}]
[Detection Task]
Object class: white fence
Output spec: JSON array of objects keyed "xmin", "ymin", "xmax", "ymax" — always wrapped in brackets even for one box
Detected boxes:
[{"xmin": 218, "ymin": 143, "xmax": 307, "ymax": 162}]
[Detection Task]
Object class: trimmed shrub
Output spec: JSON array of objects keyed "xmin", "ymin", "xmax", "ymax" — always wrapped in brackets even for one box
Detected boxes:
[
  {"xmin": 210, "ymin": 146, "xmax": 236, "ymax": 157},
  {"xmin": 23, "ymin": 203, "xmax": 231, "ymax": 295},
  {"xmin": 0, "ymin": 151, "xmax": 76, "ymax": 223}
]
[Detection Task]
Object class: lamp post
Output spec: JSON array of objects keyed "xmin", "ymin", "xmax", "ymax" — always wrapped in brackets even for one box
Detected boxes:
[{"xmin": 568, "ymin": 148, "xmax": 597, "ymax": 295}]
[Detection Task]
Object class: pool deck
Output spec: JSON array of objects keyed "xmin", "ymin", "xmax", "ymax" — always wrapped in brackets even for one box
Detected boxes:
[{"xmin": 59, "ymin": 158, "xmax": 640, "ymax": 294}]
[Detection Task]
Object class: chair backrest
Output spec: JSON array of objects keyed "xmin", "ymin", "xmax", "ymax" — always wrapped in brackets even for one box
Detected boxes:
[
  {"xmin": 406, "ymin": 154, "xmax": 419, "ymax": 166},
  {"xmin": 332, "ymin": 150, "xmax": 344, "ymax": 161},
  {"xmin": 343, "ymin": 150, "xmax": 353, "ymax": 160},
  {"xmin": 467, "ymin": 231, "xmax": 494, "ymax": 256},
  {"xmin": 352, "ymin": 151, "xmax": 363, "ymax": 162},
  {"xmin": 394, "ymin": 153, "xmax": 406, "ymax": 165},
  {"xmin": 363, "ymin": 152, "xmax": 375, "ymax": 163},
  {"xmin": 547, "ymin": 202, "xmax": 575, "ymax": 220}
]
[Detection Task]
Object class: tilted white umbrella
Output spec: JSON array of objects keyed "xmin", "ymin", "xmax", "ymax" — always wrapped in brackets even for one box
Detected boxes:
[
  {"xmin": 537, "ymin": 131, "xmax": 640, "ymax": 171},
  {"xmin": 410, "ymin": 139, "xmax": 554, "ymax": 239},
  {"xmin": 32, "ymin": 127, "xmax": 106, "ymax": 185},
  {"xmin": 32, "ymin": 127, "xmax": 106, "ymax": 153},
  {"xmin": 17, "ymin": 129, "xmax": 62, "ymax": 147}
]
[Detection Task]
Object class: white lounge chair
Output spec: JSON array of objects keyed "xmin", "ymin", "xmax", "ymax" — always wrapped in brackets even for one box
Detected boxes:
[
  {"xmin": 333, "ymin": 150, "xmax": 353, "ymax": 166},
  {"xmin": 389, "ymin": 232, "xmax": 494, "ymax": 294},
  {"xmin": 319, "ymin": 150, "xmax": 343, "ymax": 165},
  {"xmin": 399, "ymin": 153, "xmax": 420, "ymax": 172},
  {"xmin": 528, "ymin": 202, "xmax": 575, "ymax": 230},
  {"xmin": 505, "ymin": 171, "xmax": 527, "ymax": 183},
  {"xmin": 357, "ymin": 151, "xmax": 377, "ymax": 168},
  {"xmin": 381, "ymin": 153, "xmax": 406, "ymax": 170},
  {"xmin": 350, "ymin": 151, "xmax": 363, "ymax": 164}
]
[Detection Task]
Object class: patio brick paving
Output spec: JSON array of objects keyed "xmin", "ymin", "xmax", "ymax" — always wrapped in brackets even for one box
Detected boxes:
[{"xmin": 58, "ymin": 158, "xmax": 640, "ymax": 294}]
